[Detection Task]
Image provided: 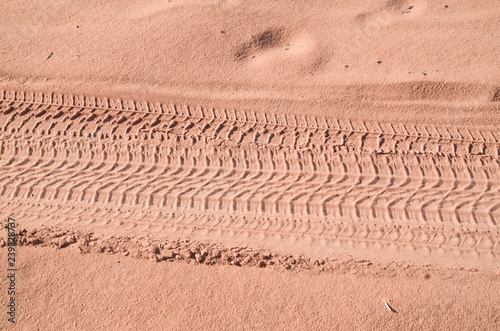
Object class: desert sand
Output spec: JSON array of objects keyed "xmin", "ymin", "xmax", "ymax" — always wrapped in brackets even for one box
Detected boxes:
[{"xmin": 1, "ymin": 0, "xmax": 499, "ymax": 329}]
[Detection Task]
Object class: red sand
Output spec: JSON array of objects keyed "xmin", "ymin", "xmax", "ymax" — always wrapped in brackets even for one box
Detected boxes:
[
  {"xmin": 1, "ymin": 246, "xmax": 500, "ymax": 330},
  {"xmin": 1, "ymin": 0, "xmax": 499, "ymax": 329}
]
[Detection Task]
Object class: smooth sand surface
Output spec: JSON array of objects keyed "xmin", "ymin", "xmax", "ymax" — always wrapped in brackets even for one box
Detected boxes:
[
  {"xmin": 1, "ymin": 0, "xmax": 499, "ymax": 124},
  {"xmin": 1, "ymin": 246, "xmax": 500, "ymax": 330}
]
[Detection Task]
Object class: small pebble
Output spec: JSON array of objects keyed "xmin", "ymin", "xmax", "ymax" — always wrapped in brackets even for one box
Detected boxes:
[
  {"xmin": 169, "ymin": 243, "xmax": 179, "ymax": 250},
  {"xmin": 162, "ymin": 250, "xmax": 175, "ymax": 259},
  {"xmin": 148, "ymin": 245, "xmax": 160, "ymax": 254},
  {"xmin": 211, "ymin": 249, "xmax": 221, "ymax": 258},
  {"xmin": 261, "ymin": 252, "xmax": 272, "ymax": 259},
  {"xmin": 27, "ymin": 238, "xmax": 43, "ymax": 245},
  {"xmin": 181, "ymin": 250, "xmax": 194, "ymax": 259},
  {"xmin": 58, "ymin": 235, "xmax": 76, "ymax": 248},
  {"xmin": 195, "ymin": 253, "xmax": 205, "ymax": 263},
  {"xmin": 150, "ymin": 255, "xmax": 161, "ymax": 262}
]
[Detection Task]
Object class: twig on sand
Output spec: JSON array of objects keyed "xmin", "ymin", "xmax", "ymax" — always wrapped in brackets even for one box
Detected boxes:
[
  {"xmin": 382, "ymin": 299, "xmax": 398, "ymax": 313},
  {"xmin": 45, "ymin": 52, "xmax": 53, "ymax": 61}
]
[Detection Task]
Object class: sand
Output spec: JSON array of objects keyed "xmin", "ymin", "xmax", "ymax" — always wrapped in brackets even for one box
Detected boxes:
[
  {"xmin": 1, "ymin": 245, "xmax": 500, "ymax": 330},
  {"xmin": 1, "ymin": 0, "xmax": 499, "ymax": 329}
]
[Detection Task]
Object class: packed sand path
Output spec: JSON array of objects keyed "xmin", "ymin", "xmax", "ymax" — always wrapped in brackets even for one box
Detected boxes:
[{"xmin": 0, "ymin": 89, "xmax": 499, "ymax": 270}]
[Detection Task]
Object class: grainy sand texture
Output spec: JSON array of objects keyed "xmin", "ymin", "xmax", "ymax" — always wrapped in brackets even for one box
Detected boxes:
[{"xmin": 1, "ymin": 0, "xmax": 499, "ymax": 329}]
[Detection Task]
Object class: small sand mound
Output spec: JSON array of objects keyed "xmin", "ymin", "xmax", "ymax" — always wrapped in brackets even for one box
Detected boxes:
[
  {"xmin": 491, "ymin": 88, "xmax": 500, "ymax": 102},
  {"xmin": 234, "ymin": 28, "xmax": 287, "ymax": 61}
]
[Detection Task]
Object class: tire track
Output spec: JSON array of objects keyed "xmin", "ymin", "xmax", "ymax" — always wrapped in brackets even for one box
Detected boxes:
[
  {"xmin": 1, "ymin": 90, "xmax": 500, "ymax": 260},
  {"xmin": 2, "ymin": 136, "xmax": 499, "ymax": 229},
  {"xmin": 1, "ymin": 200, "xmax": 498, "ymax": 255},
  {"xmin": 2, "ymin": 90, "xmax": 499, "ymax": 157}
]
